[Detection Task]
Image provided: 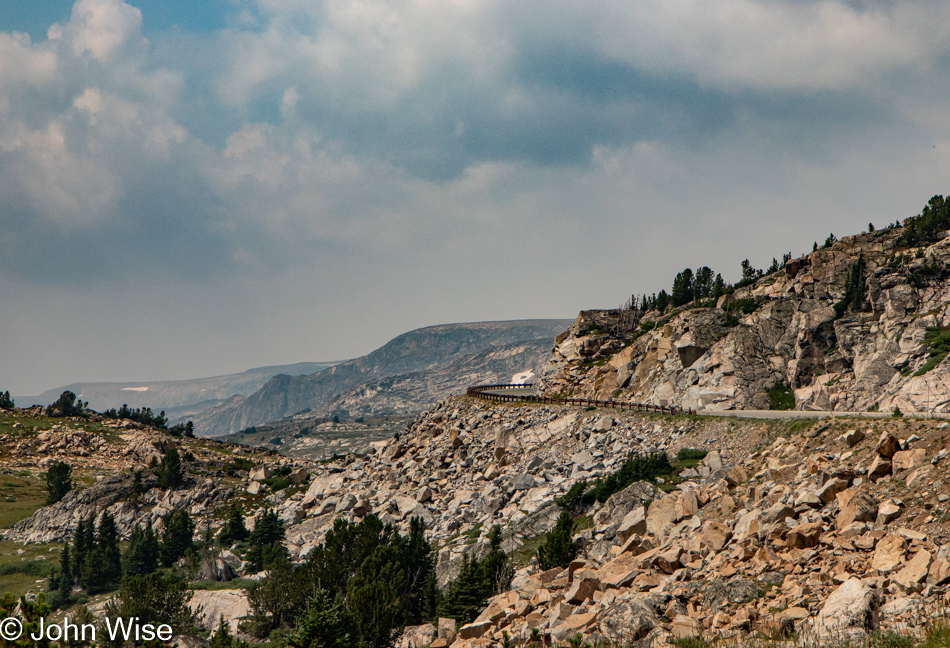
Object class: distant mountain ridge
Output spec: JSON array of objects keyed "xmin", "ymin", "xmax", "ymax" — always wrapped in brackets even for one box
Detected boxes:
[
  {"xmin": 18, "ymin": 361, "xmax": 342, "ymax": 412},
  {"xmin": 189, "ymin": 320, "xmax": 572, "ymax": 437}
]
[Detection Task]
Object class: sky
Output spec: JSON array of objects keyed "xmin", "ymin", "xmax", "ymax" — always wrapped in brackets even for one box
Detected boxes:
[{"xmin": 2, "ymin": 0, "xmax": 950, "ymax": 396}]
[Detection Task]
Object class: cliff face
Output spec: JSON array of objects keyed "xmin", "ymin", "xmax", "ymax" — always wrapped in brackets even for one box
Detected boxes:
[{"xmin": 538, "ymin": 226, "xmax": 950, "ymax": 413}]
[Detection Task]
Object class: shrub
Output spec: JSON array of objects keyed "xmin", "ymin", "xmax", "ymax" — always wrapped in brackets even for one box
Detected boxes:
[
  {"xmin": 585, "ymin": 452, "xmax": 674, "ymax": 503},
  {"xmin": 676, "ymin": 448, "xmax": 708, "ymax": 462},
  {"xmin": 48, "ymin": 391, "xmax": 86, "ymax": 417},
  {"xmin": 724, "ymin": 297, "xmax": 761, "ymax": 315},
  {"xmin": 913, "ymin": 326, "xmax": 950, "ymax": 376},
  {"xmin": 768, "ymin": 381, "xmax": 795, "ymax": 411}
]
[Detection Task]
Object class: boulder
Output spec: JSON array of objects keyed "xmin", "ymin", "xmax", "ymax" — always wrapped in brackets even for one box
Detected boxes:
[
  {"xmin": 700, "ymin": 521, "xmax": 732, "ymax": 553},
  {"xmin": 867, "ymin": 456, "xmax": 892, "ymax": 482},
  {"xmin": 817, "ymin": 478, "xmax": 848, "ymax": 504},
  {"xmin": 812, "ymin": 578, "xmax": 881, "ymax": 641},
  {"xmin": 249, "ymin": 466, "xmax": 271, "ymax": 482},
  {"xmin": 566, "ymin": 570, "xmax": 600, "ymax": 604},
  {"xmin": 841, "ymin": 429, "xmax": 865, "ymax": 447},
  {"xmin": 617, "ymin": 506, "xmax": 647, "ymax": 542},
  {"xmin": 894, "ymin": 550, "xmax": 932, "ymax": 588},
  {"xmin": 671, "ymin": 615, "xmax": 702, "ymax": 639},
  {"xmin": 875, "ymin": 433, "xmax": 901, "ymax": 459},
  {"xmin": 785, "ymin": 522, "xmax": 822, "ymax": 549},
  {"xmin": 457, "ymin": 621, "xmax": 492, "ymax": 640},
  {"xmin": 188, "ymin": 589, "xmax": 251, "ymax": 632},
  {"xmin": 892, "ymin": 449, "xmax": 926, "ymax": 471},
  {"xmin": 398, "ymin": 624, "xmax": 436, "ymax": 648},
  {"xmin": 437, "ymin": 618, "xmax": 457, "ymax": 644},
  {"xmin": 871, "ymin": 534, "xmax": 906, "ymax": 572},
  {"xmin": 645, "ymin": 492, "xmax": 680, "ymax": 538},
  {"xmin": 876, "ymin": 500, "xmax": 902, "ymax": 527},
  {"xmin": 835, "ymin": 490, "xmax": 878, "ymax": 531},
  {"xmin": 509, "ymin": 474, "xmax": 538, "ymax": 491}
]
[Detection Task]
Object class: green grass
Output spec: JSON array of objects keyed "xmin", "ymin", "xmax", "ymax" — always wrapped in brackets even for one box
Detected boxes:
[
  {"xmin": 676, "ymin": 448, "xmax": 708, "ymax": 462},
  {"xmin": 191, "ymin": 578, "xmax": 258, "ymax": 591},
  {"xmin": 0, "ymin": 541, "xmax": 61, "ymax": 599},
  {"xmin": 0, "ymin": 473, "xmax": 50, "ymax": 528}
]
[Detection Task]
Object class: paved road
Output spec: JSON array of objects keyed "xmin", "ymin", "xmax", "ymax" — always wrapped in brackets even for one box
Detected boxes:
[{"xmin": 477, "ymin": 386, "xmax": 950, "ymax": 421}]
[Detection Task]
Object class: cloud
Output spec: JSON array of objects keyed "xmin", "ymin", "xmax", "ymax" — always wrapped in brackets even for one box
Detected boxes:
[{"xmin": 1, "ymin": 0, "xmax": 949, "ymax": 293}]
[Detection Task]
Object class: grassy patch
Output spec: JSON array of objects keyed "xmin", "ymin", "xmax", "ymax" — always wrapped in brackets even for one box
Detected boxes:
[
  {"xmin": 0, "ymin": 541, "xmax": 61, "ymax": 599},
  {"xmin": 190, "ymin": 578, "xmax": 258, "ymax": 591},
  {"xmin": 676, "ymin": 448, "xmax": 708, "ymax": 462},
  {"xmin": 768, "ymin": 381, "xmax": 795, "ymax": 411},
  {"xmin": 0, "ymin": 473, "xmax": 51, "ymax": 528},
  {"xmin": 914, "ymin": 326, "xmax": 950, "ymax": 376}
]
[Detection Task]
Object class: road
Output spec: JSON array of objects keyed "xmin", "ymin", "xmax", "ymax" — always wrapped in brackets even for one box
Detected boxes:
[{"xmin": 475, "ymin": 386, "xmax": 950, "ymax": 421}]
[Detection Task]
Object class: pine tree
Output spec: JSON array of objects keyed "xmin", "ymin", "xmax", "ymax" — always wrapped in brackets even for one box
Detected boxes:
[
  {"xmin": 246, "ymin": 509, "xmax": 287, "ymax": 571},
  {"xmin": 162, "ymin": 509, "xmax": 195, "ymax": 567},
  {"xmin": 670, "ymin": 268, "xmax": 694, "ymax": 307},
  {"xmin": 536, "ymin": 511, "xmax": 578, "ymax": 571},
  {"xmin": 129, "ymin": 470, "xmax": 143, "ymax": 508},
  {"xmin": 219, "ymin": 504, "xmax": 249, "ymax": 545},
  {"xmin": 58, "ymin": 545, "xmax": 72, "ymax": 593},
  {"xmin": 45, "ymin": 461, "xmax": 72, "ymax": 505},
  {"xmin": 126, "ymin": 520, "xmax": 160, "ymax": 577},
  {"xmin": 82, "ymin": 512, "xmax": 121, "ymax": 593},
  {"xmin": 287, "ymin": 589, "xmax": 350, "ymax": 648},
  {"xmin": 155, "ymin": 447, "xmax": 184, "ymax": 489}
]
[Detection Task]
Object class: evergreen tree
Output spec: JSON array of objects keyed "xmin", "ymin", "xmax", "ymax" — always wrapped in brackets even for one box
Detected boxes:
[
  {"xmin": 246, "ymin": 509, "xmax": 288, "ymax": 571},
  {"xmin": 740, "ymin": 259, "xmax": 757, "ymax": 283},
  {"xmin": 712, "ymin": 273, "xmax": 727, "ymax": 298},
  {"xmin": 287, "ymin": 589, "xmax": 350, "ymax": 648},
  {"xmin": 670, "ymin": 268, "xmax": 694, "ymax": 307},
  {"xmin": 439, "ymin": 553, "xmax": 485, "ymax": 623},
  {"xmin": 537, "ymin": 511, "xmax": 579, "ymax": 571},
  {"xmin": 58, "ymin": 545, "xmax": 72, "ymax": 593},
  {"xmin": 654, "ymin": 289, "xmax": 670, "ymax": 313},
  {"xmin": 672, "ymin": 269, "xmax": 693, "ymax": 305},
  {"xmin": 162, "ymin": 509, "xmax": 195, "ymax": 567},
  {"xmin": 155, "ymin": 447, "xmax": 184, "ymax": 489},
  {"xmin": 82, "ymin": 512, "xmax": 121, "ymax": 594},
  {"xmin": 45, "ymin": 461, "xmax": 72, "ymax": 505},
  {"xmin": 105, "ymin": 573, "xmax": 201, "ymax": 641},
  {"xmin": 125, "ymin": 520, "xmax": 160, "ymax": 577},
  {"xmin": 218, "ymin": 504, "xmax": 249, "ymax": 545},
  {"xmin": 693, "ymin": 266, "xmax": 714, "ymax": 300},
  {"xmin": 129, "ymin": 469, "xmax": 143, "ymax": 508},
  {"xmin": 0, "ymin": 391, "xmax": 14, "ymax": 410}
]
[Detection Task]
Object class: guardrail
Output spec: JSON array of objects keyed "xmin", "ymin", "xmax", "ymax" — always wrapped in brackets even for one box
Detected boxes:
[{"xmin": 466, "ymin": 383, "xmax": 689, "ymax": 415}]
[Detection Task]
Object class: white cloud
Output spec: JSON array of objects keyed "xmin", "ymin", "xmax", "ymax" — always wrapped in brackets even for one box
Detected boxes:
[{"xmin": 61, "ymin": 0, "xmax": 145, "ymax": 61}]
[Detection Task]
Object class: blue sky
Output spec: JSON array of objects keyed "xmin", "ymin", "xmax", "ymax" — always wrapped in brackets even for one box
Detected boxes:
[
  {"xmin": 2, "ymin": 0, "xmax": 950, "ymax": 395},
  {"xmin": 1, "ymin": 0, "xmax": 230, "ymax": 38}
]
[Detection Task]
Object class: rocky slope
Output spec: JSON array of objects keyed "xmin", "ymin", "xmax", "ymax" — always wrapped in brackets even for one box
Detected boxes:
[
  {"xmin": 192, "ymin": 320, "xmax": 571, "ymax": 437},
  {"xmin": 7, "ymin": 393, "xmax": 950, "ymax": 645},
  {"xmin": 281, "ymin": 398, "xmax": 950, "ymax": 647},
  {"xmin": 538, "ymin": 224, "xmax": 950, "ymax": 414}
]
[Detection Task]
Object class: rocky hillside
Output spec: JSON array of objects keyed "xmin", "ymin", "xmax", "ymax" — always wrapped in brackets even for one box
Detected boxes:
[
  {"xmin": 6, "ymin": 390, "xmax": 950, "ymax": 645},
  {"xmin": 192, "ymin": 320, "xmax": 571, "ymax": 437},
  {"xmin": 273, "ymin": 399, "xmax": 950, "ymax": 646},
  {"xmin": 538, "ymin": 221, "xmax": 950, "ymax": 414}
]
